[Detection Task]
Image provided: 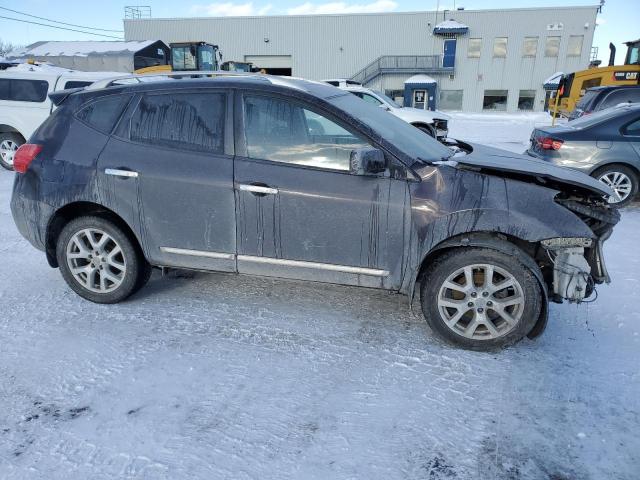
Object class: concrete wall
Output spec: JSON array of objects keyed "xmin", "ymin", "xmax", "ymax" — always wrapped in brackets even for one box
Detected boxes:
[{"xmin": 124, "ymin": 6, "xmax": 599, "ymax": 112}]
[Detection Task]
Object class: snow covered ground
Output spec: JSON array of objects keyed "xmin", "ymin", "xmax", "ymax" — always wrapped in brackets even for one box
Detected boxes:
[{"xmin": 1, "ymin": 114, "xmax": 639, "ymax": 479}]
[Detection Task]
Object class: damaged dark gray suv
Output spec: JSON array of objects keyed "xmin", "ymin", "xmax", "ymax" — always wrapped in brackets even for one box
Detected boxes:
[{"xmin": 11, "ymin": 75, "xmax": 620, "ymax": 350}]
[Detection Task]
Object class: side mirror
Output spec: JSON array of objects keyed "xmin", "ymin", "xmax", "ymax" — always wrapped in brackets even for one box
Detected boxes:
[
  {"xmin": 350, "ymin": 147, "xmax": 387, "ymax": 175},
  {"xmin": 378, "ymin": 104, "xmax": 391, "ymax": 111}
]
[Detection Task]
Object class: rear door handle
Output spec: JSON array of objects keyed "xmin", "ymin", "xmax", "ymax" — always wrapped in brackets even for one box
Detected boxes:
[
  {"xmin": 237, "ymin": 184, "xmax": 278, "ymax": 195},
  {"xmin": 105, "ymin": 168, "xmax": 138, "ymax": 178}
]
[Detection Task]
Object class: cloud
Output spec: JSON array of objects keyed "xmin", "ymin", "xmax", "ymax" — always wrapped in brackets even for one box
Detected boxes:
[
  {"xmin": 190, "ymin": 0, "xmax": 397, "ymax": 16},
  {"xmin": 287, "ymin": 0, "xmax": 398, "ymax": 15},
  {"xmin": 190, "ymin": 2, "xmax": 272, "ymax": 16},
  {"xmin": 595, "ymin": 17, "xmax": 606, "ymax": 25}
]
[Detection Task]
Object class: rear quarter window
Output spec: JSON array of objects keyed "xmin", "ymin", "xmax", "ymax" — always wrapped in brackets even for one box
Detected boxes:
[
  {"xmin": 76, "ymin": 95, "xmax": 131, "ymax": 134},
  {"xmin": 64, "ymin": 80, "xmax": 94, "ymax": 89},
  {"xmin": 0, "ymin": 78, "xmax": 49, "ymax": 102}
]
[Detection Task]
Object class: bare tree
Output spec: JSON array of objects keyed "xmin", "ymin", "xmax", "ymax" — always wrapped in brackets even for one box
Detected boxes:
[{"xmin": 0, "ymin": 39, "xmax": 22, "ymax": 57}]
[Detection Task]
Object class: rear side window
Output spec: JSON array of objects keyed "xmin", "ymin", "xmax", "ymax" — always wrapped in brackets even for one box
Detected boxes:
[
  {"xmin": 0, "ymin": 78, "xmax": 49, "ymax": 102},
  {"xmin": 64, "ymin": 80, "xmax": 94, "ymax": 89},
  {"xmin": 600, "ymin": 90, "xmax": 640, "ymax": 110},
  {"xmin": 76, "ymin": 95, "xmax": 131, "ymax": 134},
  {"xmin": 130, "ymin": 92, "xmax": 225, "ymax": 153},
  {"xmin": 623, "ymin": 118, "xmax": 640, "ymax": 136}
]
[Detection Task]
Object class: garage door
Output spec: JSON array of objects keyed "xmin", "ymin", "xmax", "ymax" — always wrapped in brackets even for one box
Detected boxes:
[{"xmin": 244, "ymin": 55, "xmax": 292, "ymax": 69}]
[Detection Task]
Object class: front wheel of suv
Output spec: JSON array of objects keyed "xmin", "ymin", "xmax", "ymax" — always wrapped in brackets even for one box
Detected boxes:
[
  {"xmin": 420, "ymin": 248, "xmax": 542, "ymax": 351},
  {"xmin": 56, "ymin": 216, "xmax": 148, "ymax": 303},
  {"xmin": 592, "ymin": 164, "xmax": 638, "ymax": 207}
]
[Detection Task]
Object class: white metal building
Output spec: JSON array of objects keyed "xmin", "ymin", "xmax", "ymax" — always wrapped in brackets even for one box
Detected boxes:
[{"xmin": 123, "ymin": 6, "xmax": 600, "ymax": 112}]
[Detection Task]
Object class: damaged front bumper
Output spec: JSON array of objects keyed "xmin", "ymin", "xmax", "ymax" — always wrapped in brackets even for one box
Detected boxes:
[{"xmin": 544, "ymin": 199, "xmax": 620, "ymax": 303}]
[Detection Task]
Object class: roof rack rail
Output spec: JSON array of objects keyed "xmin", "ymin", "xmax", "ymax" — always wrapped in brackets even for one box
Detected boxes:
[{"xmin": 86, "ymin": 70, "xmax": 261, "ymax": 90}]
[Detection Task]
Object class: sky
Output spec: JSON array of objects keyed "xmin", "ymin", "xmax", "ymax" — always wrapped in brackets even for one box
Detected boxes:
[{"xmin": 0, "ymin": 0, "xmax": 637, "ymax": 64}]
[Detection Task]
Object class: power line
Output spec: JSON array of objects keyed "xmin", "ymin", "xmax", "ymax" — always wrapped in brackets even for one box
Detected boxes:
[
  {"xmin": 0, "ymin": 15, "xmax": 124, "ymax": 39},
  {"xmin": 0, "ymin": 6, "xmax": 123, "ymax": 32}
]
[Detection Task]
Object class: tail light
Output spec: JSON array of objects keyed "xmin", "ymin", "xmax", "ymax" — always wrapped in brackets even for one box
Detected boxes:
[
  {"xmin": 537, "ymin": 137, "xmax": 564, "ymax": 150},
  {"xmin": 13, "ymin": 144, "xmax": 43, "ymax": 173}
]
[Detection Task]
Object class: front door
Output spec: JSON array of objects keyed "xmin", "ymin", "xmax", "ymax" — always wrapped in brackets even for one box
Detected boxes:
[
  {"xmin": 97, "ymin": 89, "xmax": 237, "ymax": 272},
  {"xmin": 443, "ymin": 39, "xmax": 457, "ymax": 68},
  {"xmin": 412, "ymin": 90, "xmax": 427, "ymax": 109},
  {"xmin": 233, "ymin": 93, "xmax": 407, "ymax": 289}
]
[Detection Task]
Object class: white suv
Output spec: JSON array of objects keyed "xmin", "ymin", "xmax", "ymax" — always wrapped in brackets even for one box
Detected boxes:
[
  {"xmin": 0, "ymin": 65, "xmax": 118, "ymax": 170},
  {"xmin": 323, "ymin": 79, "xmax": 450, "ymax": 140}
]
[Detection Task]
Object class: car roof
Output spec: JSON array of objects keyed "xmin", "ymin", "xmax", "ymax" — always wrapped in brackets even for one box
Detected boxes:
[
  {"xmin": 81, "ymin": 73, "xmax": 346, "ymax": 100},
  {"xmin": 587, "ymin": 85, "xmax": 640, "ymax": 93}
]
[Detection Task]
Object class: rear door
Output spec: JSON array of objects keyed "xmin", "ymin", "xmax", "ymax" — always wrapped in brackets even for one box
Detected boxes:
[
  {"xmin": 233, "ymin": 92, "xmax": 407, "ymax": 290},
  {"xmin": 98, "ymin": 89, "xmax": 237, "ymax": 272}
]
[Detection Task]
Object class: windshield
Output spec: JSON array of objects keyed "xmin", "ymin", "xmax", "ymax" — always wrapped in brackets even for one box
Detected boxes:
[
  {"xmin": 329, "ymin": 93, "xmax": 452, "ymax": 162},
  {"xmin": 372, "ymin": 90, "xmax": 402, "ymax": 108},
  {"xmin": 575, "ymin": 90, "xmax": 598, "ymax": 110}
]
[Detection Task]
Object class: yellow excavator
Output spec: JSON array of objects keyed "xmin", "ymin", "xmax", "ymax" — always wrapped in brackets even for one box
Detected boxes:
[
  {"xmin": 553, "ymin": 39, "xmax": 640, "ymax": 117},
  {"xmin": 135, "ymin": 41, "xmax": 221, "ymax": 74}
]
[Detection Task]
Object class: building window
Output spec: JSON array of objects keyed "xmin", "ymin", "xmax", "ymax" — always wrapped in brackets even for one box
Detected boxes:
[
  {"xmin": 439, "ymin": 90, "xmax": 463, "ymax": 110},
  {"xmin": 483, "ymin": 90, "xmax": 508, "ymax": 111},
  {"xmin": 518, "ymin": 90, "xmax": 536, "ymax": 110},
  {"xmin": 493, "ymin": 37, "xmax": 508, "ymax": 58},
  {"xmin": 567, "ymin": 35, "xmax": 584, "ymax": 56},
  {"xmin": 468, "ymin": 38, "xmax": 482, "ymax": 58},
  {"xmin": 522, "ymin": 37, "xmax": 538, "ymax": 57},
  {"xmin": 545, "ymin": 36, "xmax": 561, "ymax": 57}
]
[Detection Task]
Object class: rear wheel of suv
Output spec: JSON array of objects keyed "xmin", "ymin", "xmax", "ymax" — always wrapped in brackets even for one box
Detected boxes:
[
  {"xmin": 592, "ymin": 164, "xmax": 638, "ymax": 207},
  {"xmin": 56, "ymin": 216, "xmax": 148, "ymax": 303},
  {"xmin": 0, "ymin": 132, "xmax": 24, "ymax": 170},
  {"xmin": 420, "ymin": 248, "xmax": 542, "ymax": 351}
]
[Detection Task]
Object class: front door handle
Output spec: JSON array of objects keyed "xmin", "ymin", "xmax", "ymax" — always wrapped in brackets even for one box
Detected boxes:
[
  {"xmin": 105, "ymin": 168, "xmax": 138, "ymax": 178},
  {"xmin": 237, "ymin": 184, "xmax": 278, "ymax": 195}
]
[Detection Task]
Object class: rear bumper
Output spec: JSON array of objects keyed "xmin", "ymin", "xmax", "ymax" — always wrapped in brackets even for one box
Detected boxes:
[{"xmin": 10, "ymin": 175, "xmax": 53, "ymax": 252}]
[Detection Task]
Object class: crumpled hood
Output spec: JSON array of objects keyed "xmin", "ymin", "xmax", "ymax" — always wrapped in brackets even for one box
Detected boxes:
[{"xmin": 451, "ymin": 143, "xmax": 612, "ymax": 197}]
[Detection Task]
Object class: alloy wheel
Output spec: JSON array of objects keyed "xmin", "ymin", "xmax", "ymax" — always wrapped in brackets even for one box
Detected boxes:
[
  {"xmin": 66, "ymin": 228, "xmax": 127, "ymax": 293},
  {"xmin": 437, "ymin": 264, "xmax": 525, "ymax": 340},
  {"xmin": 598, "ymin": 171, "xmax": 633, "ymax": 204},
  {"xmin": 0, "ymin": 139, "xmax": 18, "ymax": 167}
]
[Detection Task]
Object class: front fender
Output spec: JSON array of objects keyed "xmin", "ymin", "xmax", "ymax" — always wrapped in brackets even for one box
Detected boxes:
[{"xmin": 400, "ymin": 165, "xmax": 593, "ymax": 297}]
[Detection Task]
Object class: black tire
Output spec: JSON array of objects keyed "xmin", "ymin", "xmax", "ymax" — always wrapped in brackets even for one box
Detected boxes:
[
  {"xmin": 56, "ymin": 216, "xmax": 146, "ymax": 303},
  {"xmin": 415, "ymin": 124, "xmax": 436, "ymax": 137},
  {"xmin": 0, "ymin": 132, "xmax": 24, "ymax": 171},
  {"xmin": 591, "ymin": 164, "xmax": 638, "ymax": 207},
  {"xmin": 420, "ymin": 248, "xmax": 542, "ymax": 351}
]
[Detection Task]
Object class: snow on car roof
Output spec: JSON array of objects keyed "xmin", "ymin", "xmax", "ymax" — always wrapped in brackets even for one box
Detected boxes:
[{"xmin": 7, "ymin": 40, "xmax": 158, "ymax": 58}]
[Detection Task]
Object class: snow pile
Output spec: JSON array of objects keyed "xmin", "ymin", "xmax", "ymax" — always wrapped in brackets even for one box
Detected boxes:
[
  {"xmin": 7, "ymin": 40, "xmax": 157, "ymax": 58},
  {"xmin": 404, "ymin": 74, "xmax": 437, "ymax": 85}
]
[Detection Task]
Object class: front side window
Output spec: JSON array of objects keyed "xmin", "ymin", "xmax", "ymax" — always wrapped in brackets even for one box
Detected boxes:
[
  {"xmin": 493, "ymin": 37, "xmax": 507, "ymax": 58},
  {"xmin": 483, "ymin": 90, "xmax": 508, "ymax": 111},
  {"xmin": 0, "ymin": 79, "xmax": 49, "ymax": 102},
  {"xmin": 360, "ymin": 93, "xmax": 383, "ymax": 106},
  {"xmin": 171, "ymin": 47, "xmax": 197, "ymax": 70},
  {"xmin": 130, "ymin": 92, "xmax": 225, "ymax": 153},
  {"xmin": 567, "ymin": 35, "xmax": 583, "ymax": 56},
  {"xmin": 522, "ymin": 37, "xmax": 538, "ymax": 57},
  {"xmin": 545, "ymin": 36, "xmax": 561, "ymax": 57},
  {"xmin": 77, "ymin": 95, "xmax": 131, "ymax": 134},
  {"xmin": 468, "ymin": 38, "xmax": 482, "ymax": 58},
  {"xmin": 243, "ymin": 95, "xmax": 370, "ymax": 171}
]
